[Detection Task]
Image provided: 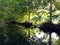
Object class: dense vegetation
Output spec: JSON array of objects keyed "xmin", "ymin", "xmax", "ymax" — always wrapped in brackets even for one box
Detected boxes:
[{"xmin": 0, "ymin": 0, "xmax": 60, "ymax": 45}]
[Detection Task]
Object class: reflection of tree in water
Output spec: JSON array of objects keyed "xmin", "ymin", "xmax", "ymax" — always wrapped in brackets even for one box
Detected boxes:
[
  {"xmin": 30, "ymin": 33, "xmax": 49, "ymax": 45},
  {"xmin": 0, "ymin": 22, "xmax": 30, "ymax": 45},
  {"xmin": 6, "ymin": 20, "xmax": 60, "ymax": 45}
]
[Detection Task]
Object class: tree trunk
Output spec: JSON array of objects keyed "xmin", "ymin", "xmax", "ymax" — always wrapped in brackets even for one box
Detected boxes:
[
  {"xmin": 27, "ymin": 11, "xmax": 30, "ymax": 44},
  {"xmin": 48, "ymin": 2, "xmax": 52, "ymax": 45},
  {"xmin": 49, "ymin": 33, "xmax": 51, "ymax": 45},
  {"xmin": 49, "ymin": 3, "xmax": 52, "ymax": 23},
  {"xmin": 59, "ymin": 36, "xmax": 60, "ymax": 44}
]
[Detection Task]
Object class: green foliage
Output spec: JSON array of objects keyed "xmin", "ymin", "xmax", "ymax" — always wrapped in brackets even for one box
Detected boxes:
[
  {"xmin": 0, "ymin": 0, "xmax": 60, "ymax": 45},
  {"xmin": 55, "ymin": 2, "xmax": 60, "ymax": 10}
]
